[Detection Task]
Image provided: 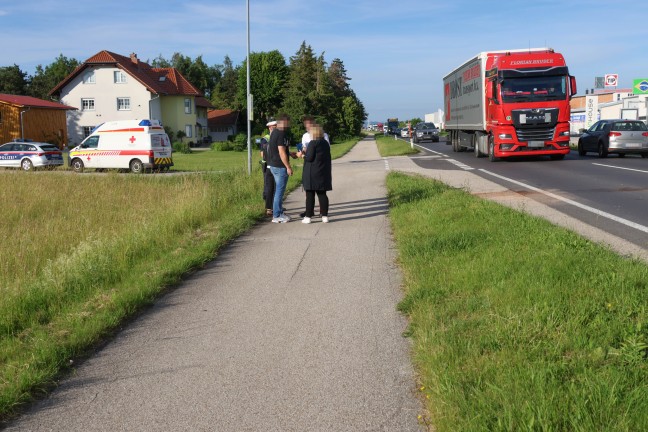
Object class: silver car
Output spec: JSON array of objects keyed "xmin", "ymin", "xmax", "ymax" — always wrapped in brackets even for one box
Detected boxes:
[
  {"xmin": 578, "ymin": 119, "xmax": 648, "ymax": 158},
  {"xmin": 0, "ymin": 141, "xmax": 64, "ymax": 170}
]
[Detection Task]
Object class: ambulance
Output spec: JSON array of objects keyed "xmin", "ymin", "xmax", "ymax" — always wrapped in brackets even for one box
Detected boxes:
[{"xmin": 69, "ymin": 119, "xmax": 173, "ymax": 173}]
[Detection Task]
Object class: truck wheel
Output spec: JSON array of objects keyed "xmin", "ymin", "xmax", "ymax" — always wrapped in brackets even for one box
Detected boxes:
[
  {"xmin": 21, "ymin": 159, "xmax": 34, "ymax": 171},
  {"xmin": 474, "ymin": 137, "xmax": 482, "ymax": 158},
  {"xmin": 488, "ymin": 136, "xmax": 499, "ymax": 162},
  {"xmin": 577, "ymin": 140, "xmax": 586, "ymax": 156},
  {"xmin": 71, "ymin": 158, "xmax": 84, "ymax": 173},
  {"xmin": 597, "ymin": 142, "xmax": 608, "ymax": 158},
  {"xmin": 130, "ymin": 159, "xmax": 144, "ymax": 173}
]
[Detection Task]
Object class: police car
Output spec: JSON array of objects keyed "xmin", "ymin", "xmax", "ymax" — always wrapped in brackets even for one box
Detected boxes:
[{"xmin": 0, "ymin": 140, "xmax": 64, "ymax": 171}]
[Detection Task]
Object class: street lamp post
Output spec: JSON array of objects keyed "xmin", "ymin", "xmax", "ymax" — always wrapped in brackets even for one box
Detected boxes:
[{"xmin": 246, "ymin": 0, "xmax": 252, "ymax": 175}]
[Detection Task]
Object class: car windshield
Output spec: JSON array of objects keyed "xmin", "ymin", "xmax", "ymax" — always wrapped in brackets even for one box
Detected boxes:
[
  {"xmin": 501, "ymin": 75, "xmax": 567, "ymax": 103},
  {"xmin": 420, "ymin": 123, "xmax": 436, "ymax": 129}
]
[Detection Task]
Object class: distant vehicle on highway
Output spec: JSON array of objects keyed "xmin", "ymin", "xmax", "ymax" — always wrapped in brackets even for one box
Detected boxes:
[
  {"xmin": 578, "ymin": 119, "xmax": 648, "ymax": 158},
  {"xmin": 401, "ymin": 128, "xmax": 410, "ymax": 138},
  {"xmin": 0, "ymin": 141, "xmax": 63, "ymax": 171},
  {"xmin": 413, "ymin": 122, "xmax": 440, "ymax": 143}
]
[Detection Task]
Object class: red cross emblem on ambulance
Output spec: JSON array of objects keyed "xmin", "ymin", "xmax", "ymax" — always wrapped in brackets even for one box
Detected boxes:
[{"xmin": 129, "ymin": 136, "xmax": 136, "ymax": 143}]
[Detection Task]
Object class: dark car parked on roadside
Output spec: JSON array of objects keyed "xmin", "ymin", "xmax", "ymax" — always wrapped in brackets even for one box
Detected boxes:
[{"xmin": 578, "ymin": 119, "xmax": 648, "ymax": 158}]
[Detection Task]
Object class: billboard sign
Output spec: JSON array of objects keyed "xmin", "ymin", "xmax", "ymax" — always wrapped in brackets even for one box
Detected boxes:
[
  {"xmin": 633, "ymin": 78, "xmax": 648, "ymax": 95},
  {"xmin": 604, "ymin": 74, "xmax": 618, "ymax": 87}
]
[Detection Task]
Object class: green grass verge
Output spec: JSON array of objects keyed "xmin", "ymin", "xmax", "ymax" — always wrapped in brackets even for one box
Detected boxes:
[
  {"xmin": 171, "ymin": 149, "xmax": 260, "ymax": 172},
  {"xmin": 0, "ymin": 137, "xmax": 360, "ymax": 421},
  {"xmin": 386, "ymin": 172, "xmax": 648, "ymax": 431},
  {"xmin": 375, "ymin": 134, "xmax": 419, "ymax": 157}
]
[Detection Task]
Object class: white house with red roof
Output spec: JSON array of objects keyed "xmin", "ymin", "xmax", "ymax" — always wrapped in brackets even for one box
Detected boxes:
[{"xmin": 50, "ymin": 51, "xmax": 213, "ymax": 145}]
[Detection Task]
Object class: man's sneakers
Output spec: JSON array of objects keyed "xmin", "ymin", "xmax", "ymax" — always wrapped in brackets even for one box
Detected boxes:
[
  {"xmin": 322, "ymin": 216, "xmax": 329, "ymax": 223},
  {"xmin": 271, "ymin": 213, "xmax": 291, "ymax": 223}
]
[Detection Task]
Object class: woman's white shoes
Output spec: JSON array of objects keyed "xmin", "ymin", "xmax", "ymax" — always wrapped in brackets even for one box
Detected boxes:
[
  {"xmin": 302, "ymin": 217, "xmax": 312, "ymax": 224},
  {"xmin": 322, "ymin": 216, "xmax": 329, "ymax": 223}
]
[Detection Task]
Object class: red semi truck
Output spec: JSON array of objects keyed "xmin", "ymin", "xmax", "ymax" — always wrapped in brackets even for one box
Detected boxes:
[{"xmin": 443, "ymin": 48, "xmax": 577, "ymax": 161}]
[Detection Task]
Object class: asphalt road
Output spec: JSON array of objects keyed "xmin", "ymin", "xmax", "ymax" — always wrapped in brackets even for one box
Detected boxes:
[{"xmin": 396, "ymin": 136, "xmax": 648, "ymax": 252}]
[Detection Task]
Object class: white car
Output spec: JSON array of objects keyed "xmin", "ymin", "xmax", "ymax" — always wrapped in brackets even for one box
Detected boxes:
[
  {"xmin": 0, "ymin": 141, "xmax": 64, "ymax": 171},
  {"xmin": 400, "ymin": 128, "xmax": 411, "ymax": 138}
]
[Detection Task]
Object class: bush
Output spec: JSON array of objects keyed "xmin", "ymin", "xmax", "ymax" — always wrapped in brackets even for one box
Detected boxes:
[
  {"xmin": 172, "ymin": 141, "xmax": 192, "ymax": 154},
  {"xmin": 231, "ymin": 133, "xmax": 248, "ymax": 152},
  {"xmin": 211, "ymin": 141, "xmax": 233, "ymax": 151}
]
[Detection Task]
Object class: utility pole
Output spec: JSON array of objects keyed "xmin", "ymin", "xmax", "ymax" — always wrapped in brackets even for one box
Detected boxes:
[{"xmin": 246, "ymin": 0, "xmax": 252, "ymax": 175}]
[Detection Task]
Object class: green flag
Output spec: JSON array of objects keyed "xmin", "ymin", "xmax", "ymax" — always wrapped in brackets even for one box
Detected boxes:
[{"xmin": 633, "ymin": 79, "xmax": 648, "ymax": 94}]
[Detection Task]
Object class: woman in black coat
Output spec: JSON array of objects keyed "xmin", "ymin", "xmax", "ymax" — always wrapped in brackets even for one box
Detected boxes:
[{"xmin": 300, "ymin": 125, "xmax": 332, "ymax": 224}]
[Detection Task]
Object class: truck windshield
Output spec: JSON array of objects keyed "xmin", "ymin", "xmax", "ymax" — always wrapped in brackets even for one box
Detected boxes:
[{"xmin": 500, "ymin": 75, "xmax": 567, "ymax": 103}]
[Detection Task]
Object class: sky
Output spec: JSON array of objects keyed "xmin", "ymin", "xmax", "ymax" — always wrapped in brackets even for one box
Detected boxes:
[{"xmin": 1, "ymin": 0, "xmax": 647, "ymax": 123}]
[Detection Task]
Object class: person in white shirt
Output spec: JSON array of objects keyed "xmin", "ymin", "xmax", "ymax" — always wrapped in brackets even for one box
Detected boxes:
[{"xmin": 301, "ymin": 115, "xmax": 329, "ymax": 152}]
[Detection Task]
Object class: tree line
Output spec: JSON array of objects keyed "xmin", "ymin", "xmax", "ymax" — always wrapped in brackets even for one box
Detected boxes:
[{"xmin": 0, "ymin": 41, "xmax": 367, "ymax": 141}]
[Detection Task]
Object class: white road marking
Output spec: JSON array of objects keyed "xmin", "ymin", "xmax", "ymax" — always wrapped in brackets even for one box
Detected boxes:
[
  {"xmin": 479, "ymin": 169, "xmax": 648, "ymax": 234},
  {"xmin": 592, "ymin": 163, "xmax": 648, "ymax": 174},
  {"xmin": 383, "ymin": 157, "xmax": 390, "ymax": 171},
  {"xmin": 446, "ymin": 159, "xmax": 475, "ymax": 171},
  {"xmin": 412, "ymin": 143, "xmax": 444, "ymax": 155},
  {"xmin": 411, "ymin": 144, "xmax": 474, "ymax": 170}
]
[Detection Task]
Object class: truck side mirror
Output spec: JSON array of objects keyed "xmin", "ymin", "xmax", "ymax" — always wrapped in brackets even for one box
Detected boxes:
[{"xmin": 569, "ymin": 76, "xmax": 577, "ymax": 98}]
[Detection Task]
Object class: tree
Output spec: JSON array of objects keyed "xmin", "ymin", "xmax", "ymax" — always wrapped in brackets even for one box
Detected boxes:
[
  {"xmin": 237, "ymin": 50, "xmax": 289, "ymax": 130},
  {"xmin": 281, "ymin": 42, "xmax": 319, "ymax": 137},
  {"xmin": 28, "ymin": 54, "xmax": 80, "ymax": 100},
  {"xmin": 0, "ymin": 64, "xmax": 28, "ymax": 95},
  {"xmin": 211, "ymin": 55, "xmax": 241, "ymax": 110}
]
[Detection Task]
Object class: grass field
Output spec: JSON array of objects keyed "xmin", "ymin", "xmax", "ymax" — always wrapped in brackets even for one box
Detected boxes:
[
  {"xmin": 0, "ymin": 136, "xmax": 360, "ymax": 421},
  {"xmin": 386, "ymin": 172, "xmax": 648, "ymax": 431},
  {"xmin": 375, "ymin": 134, "xmax": 419, "ymax": 157}
]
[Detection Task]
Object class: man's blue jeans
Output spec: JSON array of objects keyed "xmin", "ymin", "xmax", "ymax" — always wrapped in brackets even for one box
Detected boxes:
[{"xmin": 269, "ymin": 166, "xmax": 288, "ymax": 218}]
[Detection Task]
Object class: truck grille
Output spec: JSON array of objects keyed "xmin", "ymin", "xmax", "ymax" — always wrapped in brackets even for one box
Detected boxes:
[{"xmin": 516, "ymin": 127, "xmax": 555, "ymax": 142}]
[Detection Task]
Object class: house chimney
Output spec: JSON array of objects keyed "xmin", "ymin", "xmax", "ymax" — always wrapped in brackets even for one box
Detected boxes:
[{"xmin": 130, "ymin": 53, "xmax": 138, "ymax": 65}]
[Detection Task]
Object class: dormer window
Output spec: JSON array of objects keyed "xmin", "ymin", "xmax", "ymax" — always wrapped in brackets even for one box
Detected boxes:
[
  {"xmin": 114, "ymin": 71, "xmax": 127, "ymax": 84},
  {"xmin": 159, "ymin": 76, "xmax": 166, "ymax": 82}
]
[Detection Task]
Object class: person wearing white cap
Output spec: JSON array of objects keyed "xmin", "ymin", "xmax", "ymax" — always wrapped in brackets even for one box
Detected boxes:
[{"xmin": 266, "ymin": 115, "xmax": 293, "ymax": 223}]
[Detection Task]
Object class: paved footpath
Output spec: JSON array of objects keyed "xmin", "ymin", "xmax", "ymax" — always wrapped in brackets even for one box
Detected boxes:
[{"xmin": 6, "ymin": 138, "xmax": 423, "ymax": 431}]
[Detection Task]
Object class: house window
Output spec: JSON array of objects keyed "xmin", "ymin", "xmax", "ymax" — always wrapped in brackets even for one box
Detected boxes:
[
  {"xmin": 185, "ymin": 125, "xmax": 193, "ymax": 138},
  {"xmin": 114, "ymin": 71, "xmax": 127, "ymax": 84},
  {"xmin": 81, "ymin": 98, "xmax": 95, "ymax": 111},
  {"xmin": 184, "ymin": 98, "xmax": 192, "ymax": 114},
  {"xmin": 82, "ymin": 126, "xmax": 95, "ymax": 137},
  {"xmin": 83, "ymin": 71, "xmax": 96, "ymax": 84},
  {"xmin": 117, "ymin": 97, "xmax": 131, "ymax": 111}
]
